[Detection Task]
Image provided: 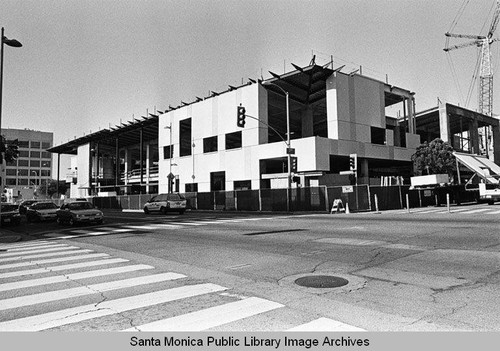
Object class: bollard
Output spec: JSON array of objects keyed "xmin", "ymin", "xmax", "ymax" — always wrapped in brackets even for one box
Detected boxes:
[
  {"xmin": 447, "ymin": 193, "xmax": 450, "ymax": 213},
  {"xmin": 374, "ymin": 194, "xmax": 380, "ymax": 213},
  {"xmin": 406, "ymin": 193, "xmax": 410, "ymax": 213}
]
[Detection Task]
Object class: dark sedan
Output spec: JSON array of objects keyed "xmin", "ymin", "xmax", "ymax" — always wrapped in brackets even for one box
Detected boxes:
[
  {"xmin": 56, "ymin": 201, "xmax": 104, "ymax": 226},
  {"xmin": 26, "ymin": 202, "xmax": 59, "ymax": 222},
  {"xmin": 1, "ymin": 203, "xmax": 21, "ymax": 225}
]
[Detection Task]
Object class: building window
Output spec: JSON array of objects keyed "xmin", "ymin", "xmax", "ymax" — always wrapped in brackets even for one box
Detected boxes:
[
  {"xmin": 41, "ymin": 170, "xmax": 51, "ymax": 177},
  {"xmin": 163, "ymin": 145, "xmax": 173, "ymax": 159},
  {"xmin": 179, "ymin": 118, "xmax": 192, "ymax": 157},
  {"xmin": 371, "ymin": 127, "xmax": 386, "ymax": 145},
  {"xmin": 41, "ymin": 152, "xmax": 51, "ymax": 159},
  {"xmin": 18, "ymin": 140, "xmax": 29, "ymax": 148},
  {"xmin": 203, "ymin": 136, "xmax": 218, "ymax": 153},
  {"xmin": 234, "ymin": 180, "xmax": 251, "ymax": 190},
  {"xmin": 19, "ymin": 150, "xmax": 29, "ymax": 158},
  {"xmin": 30, "ymin": 151, "xmax": 41, "ymax": 158},
  {"xmin": 42, "ymin": 142, "xmax": 51, "ymax": 149},
  {"xmin": 225, "ymin": 131, "xmax": 242, "ymax": 150},
  {"xmin": 41, "ymin": 160, "xmax": 51, "ymax": 168},
  {"xmin": 6, "ymin": 179, "xmax": 16, "ymax": 186},
  {"xmin": 6, "ymin": 169, "xmax": 17, "ymax": 176},
  {"xmin": 30, "ymin": 160, "xmax": 40, "ymax": 167},
  {"xmin": 30, "ymin": 141, "xmax": 41, "ymax": 149},
  {"xmin": 18, "ymin": 169, "xmax": 28, "ymax": 176},
  {"xmin": 18, "ymin": 178, "xmax": 28, "ymax": 186},
  {"xmin": 185, "ymin": 183, "xmax": 198, "ymax": 192},
  {"xmin": 18, "ymin": 160, "xmax": 28, "ymax": 167}
]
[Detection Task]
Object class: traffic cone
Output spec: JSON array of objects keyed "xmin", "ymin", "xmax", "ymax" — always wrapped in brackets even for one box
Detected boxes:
[{"xmin": 345, "ymin": 202, "xmax": 350, "ymax": 214}]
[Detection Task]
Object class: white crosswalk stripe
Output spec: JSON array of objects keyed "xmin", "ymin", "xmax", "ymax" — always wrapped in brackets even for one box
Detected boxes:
[
  {"xmin": 0, "ymin": 264, "xmax": 154, "ymax": 292},
  {"xmin": 0, "ymin": 253, "xmax": 109, "ymax": 270},
  {"xmin": 123, "ymin": 297, "xmax": 284, "ymax": 331},
  {"xmin": 287, "ymin": 317, "xmax": 365, "ymax": 331},
  {"xmin": 0, "ymin": 246, "xmax": 81, "ymax": 260},
  {"xmin": 0, "ymin": 248, "xmax": 92, "ymax": 263}
]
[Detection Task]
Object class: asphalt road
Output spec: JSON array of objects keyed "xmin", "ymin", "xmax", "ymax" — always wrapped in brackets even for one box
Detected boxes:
[{"xmin": 0, "ymin": 204, "xmax": 499, "ymax": 331}]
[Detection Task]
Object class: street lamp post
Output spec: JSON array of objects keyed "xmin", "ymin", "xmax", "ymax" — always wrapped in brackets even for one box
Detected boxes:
[
  {"xmin": 263, "ymin": 82, "xmax": 291, "ymax": 212},
  {"xmin": 0, "ymin": 27, "xmax": 22, "ymax": 227}
]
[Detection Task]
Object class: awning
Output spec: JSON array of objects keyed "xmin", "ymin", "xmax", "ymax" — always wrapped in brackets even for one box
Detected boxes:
[{"xmin": 454, "ymin": 152, "xmax": 500, "ymax": 184}]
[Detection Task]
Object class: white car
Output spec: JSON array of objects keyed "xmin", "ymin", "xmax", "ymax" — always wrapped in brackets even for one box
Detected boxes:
[{"xmin": 143, "ymin": 193, "xmax": 187, "ymax": 214}]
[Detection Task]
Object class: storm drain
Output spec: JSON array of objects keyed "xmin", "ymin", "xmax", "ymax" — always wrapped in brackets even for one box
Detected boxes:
[{"xmin": 294, "ymin": 275, "xmax": 349, "ymax": 289}]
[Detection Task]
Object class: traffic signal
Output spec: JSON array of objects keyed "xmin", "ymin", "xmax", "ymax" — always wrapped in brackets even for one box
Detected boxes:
[
  {"xmin": 237, "ymin": 106, "xmax": 246, "ymax": 128},
  {"xmin": 290, "ymin": 156, "xmax": 298, "ymax": 172},
  {"xmin": 349, "ymin": 154, "xmax": 357, "ymax": 171}
]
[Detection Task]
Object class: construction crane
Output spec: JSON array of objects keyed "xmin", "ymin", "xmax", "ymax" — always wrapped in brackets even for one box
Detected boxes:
[{"xmin": 444, "ymin": 0, "xmax": 500, "ymax": 116}]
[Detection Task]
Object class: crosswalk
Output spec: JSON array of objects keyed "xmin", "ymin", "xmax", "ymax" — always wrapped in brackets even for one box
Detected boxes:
[
  {"xmin": 387, "ymin": 206, "xmax": 500, "ymax": 216},
  {"xmin": 0, "ymin": 240, "xmax": 365, "ymax": 331},
  {"xmin": 42, "ymin": 216, "xmax": 293, "ymax": 240}
]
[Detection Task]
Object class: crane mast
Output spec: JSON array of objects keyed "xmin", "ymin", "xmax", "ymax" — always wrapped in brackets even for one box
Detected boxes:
[{"xmin": 444, "ymin": 0, "xmax": 500, "ymax": 116}]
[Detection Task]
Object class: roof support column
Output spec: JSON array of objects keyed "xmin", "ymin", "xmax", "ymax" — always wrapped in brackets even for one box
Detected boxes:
[
  {"xmin": 470, "ymin": 119, "xmax": 480, "ymax": 154},
  {"xmin": 407, "ymin": 94, "xmax": 415, "ymax": 134},
  {"xmin": 95, "ymin": 141, "xmax": 100, "ymax": 194},
  {"xmin": 88, "ymin": 142, "xmax": 93, "ymax": 197},
  {"xmin": 492, "ymin": 123, "xmax": 500, "ymax": 164},
  {"xmin": 56, "ymin": 153, "xmax": 60, "ymax": 196},
  {"xmin": 115, "ymin": 138, "xmax": 119, "ymax": 190}
]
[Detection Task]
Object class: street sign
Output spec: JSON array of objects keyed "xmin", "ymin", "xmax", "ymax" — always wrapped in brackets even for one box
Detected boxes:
[
  {"xmin": 339, "ymin": 170, "xmax": 355, "ymax": 175},
  {"xmin": 342, "ymin": 185, "xmax": 354, "ymax": 193},
  {"xmin": 286, "ymin": 147, "xmax": 295, "ymax": 155}
]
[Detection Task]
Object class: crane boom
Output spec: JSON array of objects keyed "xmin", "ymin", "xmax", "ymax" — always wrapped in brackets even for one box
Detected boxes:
[
  {"xmin": 488, "ymin": 0, "xmax": 500, "ymax": 38},
  {"xmin": 444, "ymin": 39, "xmax": 482, "ymax": 52},
  {"xmin": 445, "ymin": 32, "xmax": 484, "ymax": 40}
]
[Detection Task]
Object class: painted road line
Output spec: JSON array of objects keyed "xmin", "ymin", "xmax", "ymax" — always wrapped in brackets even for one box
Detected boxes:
[
  {"xmin": 150, "ymin": 224, "xmax": 182, "ymax": 229},
  {"xmin": 0, "ymin": 246, "xmax": 80, "ymax": 258},
  {"xmin": 463, "ymin": 209, "xmax": 491, "ymax": 214},
  {"xmin": 0, "ymin": 258, "xmax": 129, "ymax": 279},
  {"xmin": 2, "ymin": 243, "xmax": 69, "ymax": 252},
  {"xmin": 0, "ymin": 272, "xmax": 186, "ymax": 311},
  {"xmin": 0, "ymin": 283, "xmax": 226, "ymax": 331},
  {"xmin": 487, "ymin": 209, "xmax": 500, "ymax": 214},
  {"xmin": 0, "ymin": 264, "xmax": 155, "ymax": 292},
  {"xmin": 166, "ymin": 222, "xmax": 205, "ymax": 226},
  {"xmin": 0, "ymin": 241, "xmax": 51, "ymax": 250},
  {"xmin": 437, "ymin": 208, "xmax": 470, "ymax": 214},
  {"xmin": 123, "ymin": 225, "xmax": 158, "ymax": 230},
  {"xmin": 123, "ymin": 297, "xmax": 284, "ymax": 331},
  {"xmin": 0, "ymin": 253, "xmax": 109, "ymax": 270},
  {"xmin": 415, "ymin": 209, "xmax": 443, "ymax": 214},
  {"xmin": 288, "ymin": 317, "xmax": 365, "ymax": 331},
  {"xmin": 0, "ymin": 248, "xmax": 90, "ymax": 263}
]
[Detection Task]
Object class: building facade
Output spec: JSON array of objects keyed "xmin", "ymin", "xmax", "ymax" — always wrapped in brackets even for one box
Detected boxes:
[
  {"xmin": 1, "ymin": 128, "xmax": 53, "ymax": 200},
  {"xmin": 49, "ymin": 63, "xmax": 422, "ymax": 196}
]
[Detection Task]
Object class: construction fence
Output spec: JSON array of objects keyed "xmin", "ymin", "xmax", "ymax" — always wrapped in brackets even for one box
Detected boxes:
[{"xmin": 81, "ymin": 185, "xmax": 479, "ymax": 213}]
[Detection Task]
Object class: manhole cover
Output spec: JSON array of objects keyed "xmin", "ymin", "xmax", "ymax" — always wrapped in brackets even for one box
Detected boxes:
[{"xmin": 294, "ymin": 275, "xmax": 349, "ymax": 288}]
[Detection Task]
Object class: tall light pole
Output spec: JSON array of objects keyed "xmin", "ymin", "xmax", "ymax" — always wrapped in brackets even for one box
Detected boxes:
[
  {"xmin": 0, "ymin": 28, "xmax": 22, "ymax": 227},
  {"xmin": 263, "ymin": 82, "xmax": 291, "ymax": 212}
]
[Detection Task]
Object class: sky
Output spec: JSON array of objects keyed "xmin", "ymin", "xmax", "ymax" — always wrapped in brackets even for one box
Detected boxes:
[{"xmin": 1, "ymin": 0, "xmax": 500, "ymax": 149}]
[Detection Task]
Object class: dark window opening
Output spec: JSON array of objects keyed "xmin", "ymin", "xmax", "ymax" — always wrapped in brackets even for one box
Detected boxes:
[
  {"xmin": 225, "ymin": 131, "xmax": 242, "ymax": 150},
  {"xmin": 163, "ymin": 145, "xmax": 173, "ymax": 159},
  {"xmin": 179, "ymin": 118, "xmax": 192, "ymax": 157},
  {"xmin": 234, "ymin": 180, "xmax": 251, "ymax": 190},
  {"xmin": 203, "ymin": 136, "xmax": 218, "ymax": 153},
  {"xmin": 371, "ymin": 127, "xmax": 386, "ymax": 145},
  {"xmin": 210, "ymin": 171, "xmax": 226, "ymax": 191}
]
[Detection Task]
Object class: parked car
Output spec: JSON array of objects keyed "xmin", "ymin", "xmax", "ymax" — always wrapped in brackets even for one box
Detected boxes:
[
  {"xmin": 18, "ymin": 199, "xmax": 38, "ymax": 215},
  {"xmin": 26, "ymin": 202, "xmax": 59, "ymax": 222},
  {"xmin": 0, "ymin": 203, "xmax": 21, "ymax": 225},
  {"xmin": 143, "ymin": 193, "xmax": 187, "ymax": 214},
  {"xmin": 56, "ymin": 201, "xmax": 104, "ymax": 226}
]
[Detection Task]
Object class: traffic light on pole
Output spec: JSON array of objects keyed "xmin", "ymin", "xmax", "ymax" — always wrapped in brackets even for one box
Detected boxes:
[
  {"xmin": 349, "ymin": 154, "xmax": 357, "ymax": 172},
  {"xmin": 237, "ymin": 105, "xmax": 246, "ymax": 128},
  {"xmin": 290, "ymin": 156, "xmax": 298, "ymax": 172}
]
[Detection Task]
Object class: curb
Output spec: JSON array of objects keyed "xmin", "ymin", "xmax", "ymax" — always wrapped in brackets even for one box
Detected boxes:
[{"xmin": 0, "ymin": 235, "xmax": 22, "ymax": 244}]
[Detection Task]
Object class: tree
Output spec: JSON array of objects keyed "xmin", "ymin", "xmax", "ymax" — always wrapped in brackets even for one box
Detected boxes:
[
  {"xmin": 411, "ymin": 138, "xmax": 456, "ymax": 177},
  {"xmin": 37, "ymin": 179, "xmax": 68, "ymax": 198},
  {"xmin": 0, "ymin": 136, "xmax": 19, "ymax": 163}
]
